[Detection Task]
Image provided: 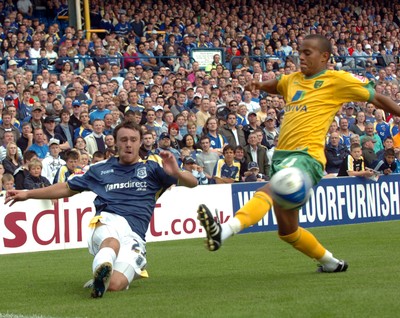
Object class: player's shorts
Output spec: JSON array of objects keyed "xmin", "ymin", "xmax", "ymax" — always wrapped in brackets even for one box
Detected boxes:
[
  {"xmin": 87, "ymin": 212, "xmax": 147, "ymax": 283},
  {"xmin": 270, "ymin": 149, "xmax": 324, "ymax": 186}
]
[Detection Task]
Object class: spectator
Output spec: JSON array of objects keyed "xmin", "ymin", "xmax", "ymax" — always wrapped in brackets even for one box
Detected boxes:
[
  {"xmin": 182, "ymin": 156, "xmax": 208, "ymax": 185},
  {"xmin": 53, "ymin": 149, "xmax": 82, "ymax": 183},
  {"xmin": 360, "ymin": 122, "xmax": 384, "ymax": 154},
  {"xmin": 244, "ymin": 131, "xmax": 269, "ymax": 176},
  {"xmin": 23, "ymin": 158, "xmax": 51, "ymax": 189},
  {"xmin": 84, "ymin": 119, "xmax": 106, "ymax": 156},
  {"xmin": 28, "ymin": 127, "xmax": 49, "ymax": 159},
  {"xmin": 139, "ymin": 131, "xmax": 157, "ymax": 160},
  {"xmin": 196, "ymin": 136, "xmax": 220, "ymax": 181},
  {"xmin": 74, "ymin": 111, "xmax": 93, "ymax": 140},
  {"xmin": 16, "ymin": 122, "xmax": 33, "ymax": 153},
  {"xmin": 90, "ymin": 151, "xmax": 106, "ymax": 164},
  {"xmin": 212, "ymin": 145, "xmax": 241, "ymax": 184},
  {"xmin": 376, "ymin": 136, "xmax": 394, "ymax": 160},
  {"xmin": 338, "ymin": 143, "xmax": 375, "ymax": 178},
  {"xmin": 2, "ymin": 173, "xmax": 15, "ymax": 192},
  {"xmin": 244, "ymin": 161, "xmax": 267, "ymax": 182},
  {"xmin": 361, "ymin": 136, "xmax": 378, "ymax": 168},
  {"xmin": 338, "ymin": 117, "xmax": 352, "ymax": 150},
  {"xmin": 195, "ymin": 97, "xmax": 211, "ymax": 128},
  {"xmin": 54, "ymin": 109, "xmax": 74, "ymax": 149},
  {"xmin": 342, "ymin": 103, "xmax": 356, "ymax": 127},
  {"xmin": 0, "ymin": 131, "xmax": 23, "ymax": 162},
  {"xmin": 373, "ymin": 148, "xmax": 397, "ymax": 175},
  {"xmin": 325, "ymin": 132, "xmax": 350, "ymax": 176},
  {"xmin": 203, "ymin": 117, "xmax": 227, "ymax": 157},
  {"xmin": 2, "ymin": 141, "xmax": 22, "ymax": 175},
  {"xmin": 42, "ymin": 115, "xmax": 61, "ymax": 142},
  {"xmin": 374, "ymin": 109, "xmax": 391, "ymax": 143},
  {"xmin": 180, "ymin": 134, "xmax": 200, "ymax": 158},
  {"xmin": 0, "ymin": 110, "xmax": 21, "ymax": 142},
  {"xmin": 41, "ymin": 138, "xmax": 66, "ymax": 184},
  {"xmin": 262, "ymin": 116, "xmax": 279, "ymax": 149},
  {"xmin": 219, "ymin": 112, "xmax": 246, "ymax": 147},
  {"xmin": 155, "ymin": 132, "xmax": 180, "ymax": 162},
  {"xmin": 242, "ymin": 112, "xmax": 260, "ymax": 141},
  {"xmin": 89, "ymin": 95, "xmax": 111, "ymax": 122},
  {"xmin": 349, "ymin": 111, "xmax": 366, "ymax": 136}
]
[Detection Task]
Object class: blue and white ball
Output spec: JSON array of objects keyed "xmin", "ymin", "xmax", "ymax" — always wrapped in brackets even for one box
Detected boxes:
[{"xmin": 269, "ymin": 167, "xmax": 312, "ymax": 209}]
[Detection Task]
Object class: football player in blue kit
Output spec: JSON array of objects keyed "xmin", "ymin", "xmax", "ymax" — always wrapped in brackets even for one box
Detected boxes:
[{"xmin": 5, "ymin": 121, "xmax": 197, "ymax": 298}]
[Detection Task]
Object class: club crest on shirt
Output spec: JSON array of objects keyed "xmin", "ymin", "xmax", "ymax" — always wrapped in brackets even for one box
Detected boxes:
[
  {"xmin": 137, "ymin": 167, "xmax": 147, "ymax": 179},
  {"xmin": 314, "ymin": 80, "xmax": 324, "ymax": 88}
]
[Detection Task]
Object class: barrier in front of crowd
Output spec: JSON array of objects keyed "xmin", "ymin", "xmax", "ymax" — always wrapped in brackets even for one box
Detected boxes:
[
  {"xmin": 3, "ymin": 54, "xmax": 387, "ymax": 76},
  {"xmin": 0, "ymin": 175, "xmax": 399, "ymax": 255}
]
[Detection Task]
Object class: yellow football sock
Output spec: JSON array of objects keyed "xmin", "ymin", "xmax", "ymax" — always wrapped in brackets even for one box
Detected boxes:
[
  {"xmin": 279, "ymin": 227, "xmax": 326, "ymax": 260},
  {"xmin": 234, "ymin": 191, "xmax": 273, "ymax": 230}
]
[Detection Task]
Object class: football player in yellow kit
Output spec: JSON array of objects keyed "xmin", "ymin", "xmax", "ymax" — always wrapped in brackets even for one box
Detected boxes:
[{"xmin": 198, "ymin": 34, "xmax": 400, "ymax": 272}]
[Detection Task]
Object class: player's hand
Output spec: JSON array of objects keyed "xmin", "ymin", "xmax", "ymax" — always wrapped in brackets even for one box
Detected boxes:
[
  {"xmin": 4, "ymin": 190, "xmax": 29, "ymax": 207},
  {"xmin": 159, "ymin": 150, "xmax": 180, "ymax": 177},
  {"xmin": 244, "ymin": 80, "xmax": 260, "ymax": 92}
]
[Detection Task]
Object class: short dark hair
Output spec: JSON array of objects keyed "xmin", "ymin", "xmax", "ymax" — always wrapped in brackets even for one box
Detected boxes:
[
  {"xmin": 384, "ymin": 148, "xmax": 395, "ymax": 157},
  {"xmin": 223, "ymin": 144, "xmax": 235, "ymax": 154},
  {"xmin": 65, "ymin": 149, "xmax": 80, "ymax": 161},
  {"xmin": 350, "ymin": 143, "xmax": 361, "ymax": 152},
  {"xmin": 23, "ymin": 150, "xmax": 38, "ymax": 163},
  {"xmin": 304, "ymin": 34, "xmax": 332, "ymax": 55}
]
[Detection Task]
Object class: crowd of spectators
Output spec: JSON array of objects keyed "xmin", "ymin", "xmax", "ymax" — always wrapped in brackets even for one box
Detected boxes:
[{"xmin": 1, "ymin": 0, "xmax": 400, "ymax": 191}]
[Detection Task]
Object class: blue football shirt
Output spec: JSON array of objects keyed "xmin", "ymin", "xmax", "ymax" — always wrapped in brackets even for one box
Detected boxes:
[{"xmin": 67, "ymin": 157, "xmax": 177, "ymax": 241}]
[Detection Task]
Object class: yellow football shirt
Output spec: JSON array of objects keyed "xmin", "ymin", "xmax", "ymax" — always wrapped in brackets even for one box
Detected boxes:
[{"xmin": 276, "ymin": 70, "xmax": 375, "ymax": 166}]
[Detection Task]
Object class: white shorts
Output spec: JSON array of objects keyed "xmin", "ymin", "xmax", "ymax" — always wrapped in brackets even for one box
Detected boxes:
[{"xmin": 87, "ymin": 212, "xmax": 147, "ymax": 283}]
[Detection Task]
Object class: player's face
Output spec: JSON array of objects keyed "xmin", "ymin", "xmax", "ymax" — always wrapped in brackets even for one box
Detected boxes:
[
  {"xmin": 299, "ymin": 38, "xmax": 330, "ymax": 77},
  {"xmin": 116, "ymin": 127, "xmax": 141, "ymax": 165}
]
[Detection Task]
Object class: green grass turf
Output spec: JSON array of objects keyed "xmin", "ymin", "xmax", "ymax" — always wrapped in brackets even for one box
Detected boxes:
[{"xmin": 1, "ymin": 221, "xmax": 399, "ymax": 318}]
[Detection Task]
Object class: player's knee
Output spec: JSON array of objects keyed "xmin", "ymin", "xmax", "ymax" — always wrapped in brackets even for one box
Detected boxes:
[
  {"xmin": 108, "ymin": 272, "xmax": 129, "ymax": 291},
  {"xmin": 100, "ymin": 237, "xmax": 120, "ymax": 254}
]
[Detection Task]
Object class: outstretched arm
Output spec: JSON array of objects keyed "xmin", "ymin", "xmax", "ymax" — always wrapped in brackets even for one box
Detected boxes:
[
  {"xmin": 5, "ymin": 182, "xmax": 77, "ymax": 207},
  {"xmin": 159, "ymin": 151, "xmax": 197, "ymax": 188},
  {"xmin": 371, "ymin": 93, "xmax": 400, "ymax": 116},
  {"xmin": 245, "ymin": 79, "xmax": 280, "ymax": 95}
]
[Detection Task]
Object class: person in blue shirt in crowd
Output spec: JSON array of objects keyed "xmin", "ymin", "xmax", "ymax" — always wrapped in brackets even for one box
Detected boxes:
[{"xmin": 5, "ymin": 121, "xmax": 197, "ymax": 298}]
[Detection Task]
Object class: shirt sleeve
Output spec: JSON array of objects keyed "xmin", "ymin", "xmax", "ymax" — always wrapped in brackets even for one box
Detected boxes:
[
  {"xmin": 334, "ymin": 71, "xmax": 375, "ymax": 104},
  {"xmin": 67, "ymin": 167, "xmax": 95, "ymax": 192}
]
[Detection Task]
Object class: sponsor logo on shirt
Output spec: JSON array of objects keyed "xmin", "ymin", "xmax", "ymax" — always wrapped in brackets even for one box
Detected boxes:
[
  {"xmin": 105, "ymin": 180, "xmax": 148, "ymax": 192},
  {"xmin": 291, "ymin": 90, "xmax": 306, "ymax": 102}
]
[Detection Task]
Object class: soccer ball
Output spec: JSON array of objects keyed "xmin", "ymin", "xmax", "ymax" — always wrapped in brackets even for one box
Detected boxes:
[{"xmin": 269, "ymin": 167, "xmax": 312, "ymax": 210}]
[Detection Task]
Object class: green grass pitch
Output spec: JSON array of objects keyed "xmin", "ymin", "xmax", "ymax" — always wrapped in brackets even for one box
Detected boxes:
[{"xmin": 1, "ymin": 221, "xmax": 399, "ymax": 318}]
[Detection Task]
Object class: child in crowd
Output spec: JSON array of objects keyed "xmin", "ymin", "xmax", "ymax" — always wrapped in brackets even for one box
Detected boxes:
[
  {"xmin": 91, "ymin": 151, "xmax": 106, "ymax": 164},
  {"xmin": 53, "ymin": 149, "xmax": 82, "ymax": 183},
  {"xmin": 23, "ymin": 159, "xmax": 51, "ymax": 189},
  {"xmin": 80, "ymin": 151, "xmax": 91, "ymax": 172},
  {"xmin": 2, "ymin": 174, "xmax": 15, "ymax": 190},
  {"xmin": 244, "ymin": 161, "xmax": 268, "ymax": 182},
  {"xmin": 182, "ymin": 156, "xmax": 208, "ymax": 185},
  {"xmin": 337, "ymin": 143, "xmax": 375, "ymax": 178},
  {"xmin": 373, "ymin": 148, "xmax": 397, "ymax": 175}
]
